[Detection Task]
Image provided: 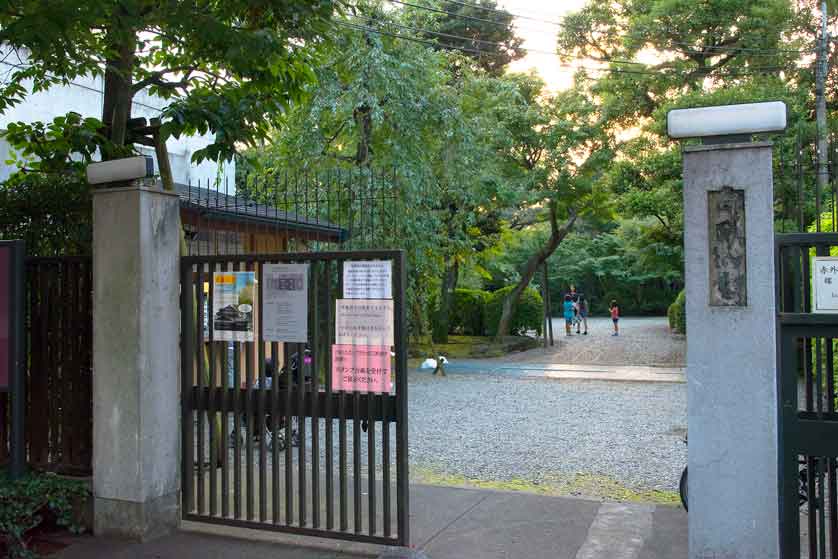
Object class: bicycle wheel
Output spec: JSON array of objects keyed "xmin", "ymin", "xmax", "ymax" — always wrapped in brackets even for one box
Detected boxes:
[{"xmin": 679, "ymin": 467, "xmax": 688, "ymax": 511}]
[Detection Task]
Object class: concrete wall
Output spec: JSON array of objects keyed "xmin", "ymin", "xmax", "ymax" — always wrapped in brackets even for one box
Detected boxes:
[
  {"xmin": 684, "ymin": 142, "xmax": 779, "ymax": 558},
  {"xmin": 0, "ymin": 58, "xmax": 234, "ymax": 188}
]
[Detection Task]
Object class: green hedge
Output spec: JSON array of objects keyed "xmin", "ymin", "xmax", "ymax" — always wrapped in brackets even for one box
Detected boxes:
[
  {"xmin": 450, "ymin": 289, "xmax": 489, "ymax": 335},
  {"xmin": 485, "ymin": 286, "xmax": 543, "ymax": 336},
  {"xmin": 668, "ymin": 289, "xmax": 686, "ymax": 334}
]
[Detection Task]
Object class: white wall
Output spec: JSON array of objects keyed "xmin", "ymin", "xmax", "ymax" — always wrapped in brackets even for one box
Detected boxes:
[{"xmin": 0, "ymin": 62, "xmax": 235, "ymax": 189}]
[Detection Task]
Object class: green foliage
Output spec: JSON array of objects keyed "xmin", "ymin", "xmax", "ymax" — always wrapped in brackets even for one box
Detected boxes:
[
  {"xmin": 0, "ymin": 113, "xmax": 121, "ymax": 255},
  {"xmin": 0, "ymin": 0, "xmax": 338, "ymax": 159},
  {"xmin": 450, "ymin": 288, "xmax": 489, "ymax": 335},
  {"xmin": 407, "ymin": 0, "xmax": 525, "ymax": 76},
  {"xmin": 668, "ymin": 290, "xmax": 687, "ymax": 334},
  {"xmin": 485, "ymin": 286, "xmax": 543, "ymax": 336},
  {"xmin": 0, "ymin": 473, "xmax": 89, "ymax": 558}
]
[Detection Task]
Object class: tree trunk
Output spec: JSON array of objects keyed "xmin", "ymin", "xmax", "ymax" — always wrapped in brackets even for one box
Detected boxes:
[
  {"xmin": 495, "ymin": 202, "xmax": 577, "ymax": 339},
  {"xmin": 433, "ymin": 256, "xmax": 459, "ymax": 344},
  {"xmin": 102, "ymin": 29, "xmax": 136, "ymax": 152}
]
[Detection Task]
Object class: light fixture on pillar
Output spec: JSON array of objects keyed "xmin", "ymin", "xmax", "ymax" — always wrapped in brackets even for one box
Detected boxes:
[
  {"xmin": 86, "ymin": 155, "xmax": 155, "ymax": 186},
  {"xmin": 667, "ymin": 101, "xmax": 787, "ymax": 144}
]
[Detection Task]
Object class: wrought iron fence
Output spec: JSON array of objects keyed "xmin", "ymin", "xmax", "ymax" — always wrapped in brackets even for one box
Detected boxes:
[
  {"xmin": 180, "ymin": 250, "xmax": 409, "ymax": 546},
  {"xmin": 774, "ymin": 129, "xmax": 838, "ymax": 234},
  {"xmin": 180, "ymin": 168, "xmax": 402, "ymax": 256}
]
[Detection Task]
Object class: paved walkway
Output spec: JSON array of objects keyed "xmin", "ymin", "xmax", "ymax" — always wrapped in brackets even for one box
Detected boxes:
[{"xmin": 57, "ymin": 484, "xmax": 686, "ymax": 559}]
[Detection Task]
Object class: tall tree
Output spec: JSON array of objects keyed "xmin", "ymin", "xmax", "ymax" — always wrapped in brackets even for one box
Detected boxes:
[
  {"xmin": 410, "ymin": 0, "xmax": 525, "ymax": 76},
  {"xmin": 0, "ymin": 0, "xmax": 338, "ymax": 167},
  {"xmin": 493, "ymin": 74, "xmax": 611, "ymax": 338}
]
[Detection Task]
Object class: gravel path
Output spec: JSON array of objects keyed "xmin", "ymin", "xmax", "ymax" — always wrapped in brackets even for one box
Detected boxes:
[
  {"xmin": 496, "ymin": 316, "xmax": 685, "ymax": 368},
  {"xmin": 408, "ymin": 370, "xmax": 687, "ymax": 492}
]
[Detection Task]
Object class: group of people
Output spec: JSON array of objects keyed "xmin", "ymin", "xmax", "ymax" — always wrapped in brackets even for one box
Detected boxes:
[{"xmin": 561, "ymin": 285, "xmax": 620, "ymax": 337}]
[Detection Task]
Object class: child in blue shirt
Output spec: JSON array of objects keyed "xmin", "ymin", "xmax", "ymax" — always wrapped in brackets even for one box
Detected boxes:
[{"xmin": 563, "ymin": 294, "xmax": 575, "ymax": 336}]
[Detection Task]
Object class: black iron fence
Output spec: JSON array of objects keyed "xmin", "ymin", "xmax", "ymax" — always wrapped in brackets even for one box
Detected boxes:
[
  {"xmin": 776, "ymin": 233, "xmax": 838, "ymax": 558},
  {"xmin": 775, "ymin": 129, "xmax": 838, "ymax": 234},
  {"xmin": 180, "ymin": 168, "xmax": 402, "ymax": 256},
  {"xmin": 180, "ymin": 250, "xmax": 409, "ymax": 546}
]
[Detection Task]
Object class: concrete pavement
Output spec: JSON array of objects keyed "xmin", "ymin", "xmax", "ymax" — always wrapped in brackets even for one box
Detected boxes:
[{"xmin": 58, "ymin": 483, "xmax": 687, "ymax": 559}]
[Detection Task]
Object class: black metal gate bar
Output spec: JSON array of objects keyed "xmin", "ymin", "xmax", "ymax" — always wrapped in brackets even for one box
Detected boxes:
[
  {"xmin": 777, "ymin": 233, "xmax": 838, "ymax": 559},
  {"xmin": 181, "ymin": 250, "xmax": 408, "ymax": 547}
]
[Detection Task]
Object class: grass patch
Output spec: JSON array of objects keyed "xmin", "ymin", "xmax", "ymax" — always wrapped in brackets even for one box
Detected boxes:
[
  {"xmin": 408, "ymin": 335, "xmax": 539, "ymax": 361},
  {"xmin": 411, "ymin": 466, "xmax": 681, "ymax": 506}
]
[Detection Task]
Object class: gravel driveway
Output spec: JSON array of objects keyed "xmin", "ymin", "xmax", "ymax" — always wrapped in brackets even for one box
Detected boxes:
[
  {"xmin": 499, "ymin": 316, "xmax": 685, "ymax": 368},
  {"xmin": 408, "ymin": 315, "xmax": 687, "ymax": 497},
  {"xmin": 408, "ymin": 369, "xmax": 687, "ymax": 494}
]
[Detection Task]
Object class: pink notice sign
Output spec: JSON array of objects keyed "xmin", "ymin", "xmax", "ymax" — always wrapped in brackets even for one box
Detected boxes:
[{"xmin": 331, "ymin": 345, "xmax": 391, "ymax": 393}]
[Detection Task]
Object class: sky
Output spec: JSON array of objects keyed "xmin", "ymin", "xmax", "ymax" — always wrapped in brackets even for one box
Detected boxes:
[{"xmin": 496, "ymin": 0, "xmax": 589, "ymax": 91}]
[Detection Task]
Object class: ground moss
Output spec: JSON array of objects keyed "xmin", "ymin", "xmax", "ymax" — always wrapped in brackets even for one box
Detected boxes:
[{"xmin": 411, "ymin": 466, "xmax": 681, "ymax": 506}]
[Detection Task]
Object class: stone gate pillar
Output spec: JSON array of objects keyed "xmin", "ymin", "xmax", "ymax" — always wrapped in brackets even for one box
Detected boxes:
[
  {"xmin": 91, "ymin": 181, "xmax": 181, "ymax": 540},
  {"xmin": 683, "ymin": 142, "xmax": 779, "ymax": 558}
]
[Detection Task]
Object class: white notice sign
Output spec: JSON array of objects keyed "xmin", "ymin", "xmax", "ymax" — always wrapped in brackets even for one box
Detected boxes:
[
  {"xmin": 343, "ymin": 260, "xmax": 392, "ymax": 299},
  {"xmin": 813, "ymin": 257, "xmax": 838, "ymax": 313},
  {"xmin": 262, "ymin": 263, "xmax": 309, "ymax": 342},
  {"xmin": 335, "ymin": 299, "xmax": 394, "ymax": 346}
]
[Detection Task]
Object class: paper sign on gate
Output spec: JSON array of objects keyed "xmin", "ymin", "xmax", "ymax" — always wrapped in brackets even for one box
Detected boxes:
[
  {"xmin": 343, "ymin": 260, "xmax": 392, "ymax": 299},
  {"xmin": 331, "ymin": 345, "xmax": 391, "ymax": 393},
  {"xmin": 262, "ymin": 263, "xmax": 308, "ymax": 342},
  {"xmin": 212, "ymin": 271, "xmax": 255, "ymax": 342},
  {"xmin": 813, "ymin": 256, "xmax": 838, "ymax": 313},
  {"xmin": 335, "ymin": 299, "xmax": 394, "ymax": 346}
]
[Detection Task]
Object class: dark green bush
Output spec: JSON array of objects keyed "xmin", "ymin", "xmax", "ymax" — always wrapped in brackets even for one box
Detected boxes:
[
  {"xmin": 485, "ymin": 285, "xmax": 543, "ymax": 336},
  {"xmin": 0, "ymin": 472, "xmax": 89, "ymax": 558},
  {"xmin": 450, "ymin": 289, "xmax": 489, "ymax": 335},
  {"xmin": 668, "ymin": 289, "xmax": 686, "ymax": 334}
]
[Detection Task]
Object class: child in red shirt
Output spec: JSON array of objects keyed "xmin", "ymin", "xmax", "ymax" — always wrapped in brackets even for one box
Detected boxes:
[{"xmin": 609, "ymin": 300, "xmax": 620, "ymax": 336}]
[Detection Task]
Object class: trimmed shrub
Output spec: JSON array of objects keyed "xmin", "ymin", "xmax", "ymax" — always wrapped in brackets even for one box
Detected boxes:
[
  {"xmin": 450, "ymin": 289, "xmax": 489, "ymax": 335},
  {"xmin": 668, "ymin": 289, "xmax": 686, "ymax": 334},
  {"xmin": 485, "ymin": 285, "xmax": 543, "ymax": 336}
]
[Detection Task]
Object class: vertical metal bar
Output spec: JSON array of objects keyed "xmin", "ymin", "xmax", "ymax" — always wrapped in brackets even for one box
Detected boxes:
[
  {"xmin": 368, "ymin": 388, "xmax": 376, "ymax": 536},
  {"xmin": 339, "ymin": 262, "xmax": 348, "ymax": 532},
  {"xmin": 258, "ymin": 263, "xmax": 267, "ymax": 523},
  {"xmin": 828, "ymin": 337, "xmax": 838, "ymax": 559},
  {"xmin": 196, "ymin": 263, "xmax": 206, "ymax": 514},
  {"xmin": 818, "ymin": 453, "xmax": 827, "ymax": 559},
  {"xmin": 208, "ymin": 262, "xmax": 218, "ymax": 517},
  {"xmin": 271, "ymin": 339, "xmax": 280, "ymax": 525},
  {"xmin": 311, "ymin": 262, "xmax": 321, "ymax": 529},
  {"xmin": 299, "ymin": 340, "xmax": 307, "ymax": 526},
  {"xmin": 284, "ymin": 341, "xmax": 293, "ymax": 525},
  {"xmin": 339, "ymin": 372, "xmax": 348, "ymax": 532},
  {"xmin": 394, "ymin": 251, "xmax": 410, "ymax": 546},
  {"xmin": 245, "ymin": 265, "xmax": 255, "ymax": 522},
  {"xmin": 382, "ymin": 372, "xmax": 391, "ymax": 538},
  {"xmin": 220, "ymin": 264, "xmax": 231, "ymax": 519},
  {"xmin": 181, "ymin": 261, "xmax": 195, "ymax": 513},
  {"xmin": 233, "ymin": 275, "xmax": 242, "ymax": 519},
  {"xmin": 799, "ymin": 128, "xmax": 806, "ymax": 231},
  {"xmin": 325, "ymin": 259, "xmax": 335, "ymax": 530},
  {"xmin": 353, "ymin": 390, "xmax": 361, "ymax": 533},
  {"xmin": 779, "ymin": 329, "xmax": 801, "ymax": 559}
]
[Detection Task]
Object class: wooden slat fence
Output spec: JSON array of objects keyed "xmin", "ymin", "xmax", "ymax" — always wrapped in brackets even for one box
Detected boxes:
[{"xmin": 0, "ymin": 256, "xmax": 93, "ymax": 475}]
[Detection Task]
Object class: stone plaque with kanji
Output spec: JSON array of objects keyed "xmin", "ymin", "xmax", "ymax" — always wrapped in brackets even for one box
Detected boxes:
[{"xmin": 708, "ymin": 187, "xmax": 747, "ymax": 307}]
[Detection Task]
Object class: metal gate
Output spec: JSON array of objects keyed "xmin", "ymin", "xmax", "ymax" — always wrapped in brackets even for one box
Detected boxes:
[
  {"xmin": 777, "ymin": 233, "xmax": 838, "ymax": 558},
  {"xmin": 180, "ymin": 250, "xmax": 409, "ymax": 546}
]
